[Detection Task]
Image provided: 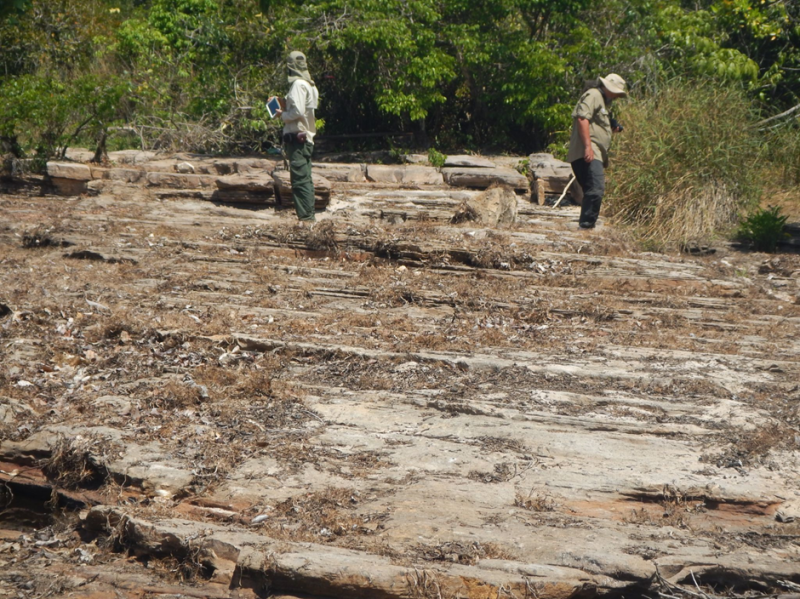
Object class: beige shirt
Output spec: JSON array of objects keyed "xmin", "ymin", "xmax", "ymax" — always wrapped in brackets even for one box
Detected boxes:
[
  {"xmin": 281, "ymin": 79, "xmax": 319, "ymax": 143},
  {"xmin": 566, "ymin": 87, "xmax": 613, "ymax": 167}
]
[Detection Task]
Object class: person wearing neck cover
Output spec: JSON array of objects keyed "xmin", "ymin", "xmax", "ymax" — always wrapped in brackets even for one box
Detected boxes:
[
  {"xmin": 274, "ymin": 51, "xmax": 320, "ymax": 223},
  {"xmin": 566, "ymin": 74, "xmax": 627, "ymax": 229}
]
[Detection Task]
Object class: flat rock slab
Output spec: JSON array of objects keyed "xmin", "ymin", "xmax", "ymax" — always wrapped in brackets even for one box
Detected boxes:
[
  {"xmin": 225, "ymin": 157, "xmax": 277, "ymax": 174},
  {"xmin": 442, "ymin": 166, "xmax": 529, "ymax": 190},
  {"xmin": 2, "ymin": 168, "xmax": 799, "ymax": 599},
  {"xmin": 169, "ymin": 155, "xmax": 277, "ymax": 176},
  {"xmin": 106, "ymin": 441, "xmax": 195, "ymax": 493},
  {"xmin": 528, "ymin": 153, "xmax": 575, "ymax": 194},
  {"xmin": 1, "ymin": 425, "xmax": 194, "ymax": 494},
  {"xmin": 50, "ymin": 178, "xmax": 89, "ymax": 195},
  {"xmin": 83, "ymin": 506, "xmax": 616, "ymax": 599},
  {"xmin": 97, "ymin": 167, "xmax": 146, "ymax": 183},
  {"xmin": 46, "ymin": 162, "xmax": 92, "ymax": 181},
  {"xmin": 141, "ymin": 159, "xmax": 195, "ymax": 174},
  {"xmin": 146, "ymin": 172, "xmax": 217, "ymax": 189},
  {"xmin": 211, "ymin": 176, "xmax": 276, "ymax": 204},
  {"xmin": 216, "ymin": 174, "xmax": 275, "ymax": 193},
  {"xmin": 211, "ymin": 190, "xmax": 274, "ymax": 205},
  {"xmin": 366, "ymin": 164, "xmax": 444, "ymax": 185},
  {"xmin": 108, "ymin": 149, "xmax": 157, "ymax": 165},
  {"xmin": 444, "ymin": 154, "xmax": 496, "ymax": 168},
  {"xmin": 454, "ymin": 185, "xmax": 518, "ymax": 226},
  {"xmin": 64, "ymin": 148, "xmax": 96, "ymax": 162},
  {"xmin": 313, "ymin": 162, "xmax": 366, "ymax": 182},
  {"xmin": 402, "ymin": 153, "xmax": 429, "ymax": 164}
]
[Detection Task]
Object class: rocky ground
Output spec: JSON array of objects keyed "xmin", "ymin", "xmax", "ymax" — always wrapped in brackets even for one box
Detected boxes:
[{"xmin": 1, "ymin": 151, "xmax": 799, "ymax": 599}]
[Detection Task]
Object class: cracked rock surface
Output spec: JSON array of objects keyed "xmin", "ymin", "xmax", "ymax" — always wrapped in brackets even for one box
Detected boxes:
[{"xmin": 1, "ymin": 151, "xmax": 799, "ymax": 598}]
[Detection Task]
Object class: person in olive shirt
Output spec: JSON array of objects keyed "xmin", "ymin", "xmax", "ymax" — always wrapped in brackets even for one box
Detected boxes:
[
  {"xmin": 566, "ymin": 74, "xmax": 627, "ymax": 229},
  {"xmin": 274, "ymin": 51, "xmax": 319, "ymax": 223}
]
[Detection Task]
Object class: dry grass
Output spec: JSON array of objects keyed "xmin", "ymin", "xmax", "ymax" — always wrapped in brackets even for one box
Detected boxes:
[
  {"xmin": 21, "ymin": 224, "xmax": 73, "ymax": 249},
  {"xmin": 2, "ymin": 170, "xmax": 799, "ymax": 587},
  {"xmin": 608, "ymin": 82, "xmax": 763, "ymax": 248},
  {"xmin": 84, "ymin": 308, "xmax": 153, "ymax": 343},
  {"xmin": 468, "ymin": 462, "xmax": 522, "ymax": 484},
  {"xmin": 450, "ymin": 201, "xmax": 480, "ymax": 224},
  {"xmin": 622, "ymin": 485, "xmax": 711, "ymax": 529},
  {"xmin": 413, "ymin": 540, "xmax": 514, "ymax": 565},
  {"xmin": 407, "ymin": 569, "xmax": 452, "ymax": 599},
  {"xmin": 515, "ymin": 490, "xmax": 558, "ymax": 512},
  {"xmin": 405, "ymin": 331, "xmax": 455, "ymax": 351},
  {"xmin": 146, "ymin": 379, "xmax": 208, "ymax": 410},
  {"xmin": 475, "ymin": 436, "xmax": 528, "ymax": 454},
  {"xmin": 760, "ymin": 187, "xmax": 800, "ymax": 222},
  {"xmin": 704, "ymin": 423, "xmax": 796, "ymax": 471},
  {"xmin": 40, "ymin": 435, "xmax": 117, "ymax": 489},
  {"xmin": 624, "ymin": 504, "xmax": 688, "ymax": 529},
  {"xmin": 257, "ymin": 487, "xmax": 376, "ymax": 542},
  {"xmin": 626, "ymin": 184, "xmax": 740, "ymax": 251},
  {"xmin": 305, "ymin": 220, "xmax": 340, "ymax": 254}
]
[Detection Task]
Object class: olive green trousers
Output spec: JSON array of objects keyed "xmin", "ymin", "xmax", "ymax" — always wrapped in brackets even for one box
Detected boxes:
[{"xmin": 285, "ymin": 140, "xmax": 315, "ymax": 221}]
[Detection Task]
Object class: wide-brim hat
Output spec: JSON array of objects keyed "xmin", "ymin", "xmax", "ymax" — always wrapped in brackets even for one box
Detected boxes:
[
  {"xmin": 599, "ymin": 73, "xmax": 627, "ymax": 96},
  {"xmin": 287, "ymin": 51, "xmax": 314, "ymax": 85}
]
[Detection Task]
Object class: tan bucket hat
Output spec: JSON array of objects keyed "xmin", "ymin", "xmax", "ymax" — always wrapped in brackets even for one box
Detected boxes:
[{"xmin": 599, "ymin": 73, "xmax": 627, "ymax": 96}]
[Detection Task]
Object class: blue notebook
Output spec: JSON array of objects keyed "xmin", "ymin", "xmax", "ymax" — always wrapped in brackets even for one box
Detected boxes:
[{"xmin": 266, "ymin": 97, "xmax": 281, "ymax": 118}]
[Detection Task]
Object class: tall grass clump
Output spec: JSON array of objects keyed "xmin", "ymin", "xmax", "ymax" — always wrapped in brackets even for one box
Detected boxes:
[
  {"xmin": 606, "ymin": 81, "xmax": 764, "ymax": 249},
  {"xmin": 763, "ymin": 121, "xmax": 800, "ymax": 187}
]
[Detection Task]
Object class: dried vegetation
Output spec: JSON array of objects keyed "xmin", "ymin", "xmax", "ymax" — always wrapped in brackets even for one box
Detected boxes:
[
  {"xmin": 40, "ymin": 436, "xmax": 117, "ymax": 489},
  {"xmin": 1, "ymin": 179, "xmax": 799, "ymax": 597},
  {"xmin": 256, "ymin": 487, "xmax": 384, "ymax": 543}
]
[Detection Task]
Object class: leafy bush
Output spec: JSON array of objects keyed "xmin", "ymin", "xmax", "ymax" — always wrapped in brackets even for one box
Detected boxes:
[
  {"xmin": 2, "ymin": 0, "xmax": 800, "ymax": 161},
  {"xmin": 737, "ymin": 206, "xmax": 788, "ymax": 252},
  {"xmin": 427, "ymin": 147, "xmax": 447, "ymax": 168},
  {"xmin": 0, "ymin": 72, "xmax": 129, "ymax": 165},
  {"xmin": 606, "ymin": 80, "xmax": 764, "ymax": 249}
]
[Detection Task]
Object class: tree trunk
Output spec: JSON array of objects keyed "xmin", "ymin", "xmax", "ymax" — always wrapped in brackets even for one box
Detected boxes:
[
  {"xmin": 412, "ymin": 118, "xmax": 429, "ymax": 149},
  {"xmin": 0, "ymin": 135, "xmax": 23, "ymax": 158},
  {"xmin": 92, "ymin": 129, "xmax": 108, "ymax": 164}
]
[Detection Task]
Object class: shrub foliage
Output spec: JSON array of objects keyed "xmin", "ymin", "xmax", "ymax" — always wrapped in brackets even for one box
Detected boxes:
[
  {"xmin": 737, "ymin": 206, "xmax": 789, "ymax": 253},
  {"xmin": 1, "ymin": 0, "xmax": 800, "ymax": 159}
]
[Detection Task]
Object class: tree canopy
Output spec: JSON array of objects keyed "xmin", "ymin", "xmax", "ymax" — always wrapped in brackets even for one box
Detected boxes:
[{"xmin": 0, "ymin": 0, "xmax": 798, "ymax": 157}]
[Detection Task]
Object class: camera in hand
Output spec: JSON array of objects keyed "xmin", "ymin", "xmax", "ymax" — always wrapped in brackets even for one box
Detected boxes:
[{"xmin": 610, "ymin": 117, "xmax": 623, "ymax": 132}]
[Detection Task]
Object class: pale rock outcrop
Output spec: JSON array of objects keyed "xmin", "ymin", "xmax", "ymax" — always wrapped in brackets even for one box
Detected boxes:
[
  {"xmin": 366, "ymin": 164, "xmax": 444, "ymax": 185},
  {"xmin": 313, "ymin": 162, "xmax": 366, "ymax": 183},
  {"xmin": 443, "ymin": 154, "xmax": 496, "ymax": 168},
  {"xmin": 64, "ymin": 148, "xmax": 96, "ymax": 162},
  {"xmin": 216, "ymin": 174, "xmax": 275, "ymax": 193},
  {"xmin": 145, "ymin": 172, "xmax": 217, "ymax": 189},
  {"xmin": 528, "ymin": 153, "xmax": 582, "ymax": 204},
  {"xmin": 46, "ymin": 161, "xmax": 92, "ymax": 195},
  {"xmin": 47, "ymin": 162, "xmax": 92, "ymax": 181},
  {"xmin": 107, "ymin": 150, "xmax": 157, "ymax": 165},
  {"xmin": 452, "ymin": 185, "xmax": 518, "ymax": 227},
  {"xmin": 442, "ymin": 166, "xmax": 529, "ymax": 191},
  {"xmin": 213, "ymin": 174, "xmax": 275, "ymax": 204}
]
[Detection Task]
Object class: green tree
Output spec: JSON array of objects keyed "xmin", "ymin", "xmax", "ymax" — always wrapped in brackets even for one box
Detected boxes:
[
  {"xmin": 2, "ymin": 0, "xmax": 800, "ymax": 159},
  {"xmin": 0, "ymin": 0, "xmax": 30, "ymax": 19}
]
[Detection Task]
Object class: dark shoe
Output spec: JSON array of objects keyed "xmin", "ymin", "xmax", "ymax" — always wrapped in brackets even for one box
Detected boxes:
[{"xmin": 579, "ymin": 221, "xmax": 595, "ymax": 229}]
